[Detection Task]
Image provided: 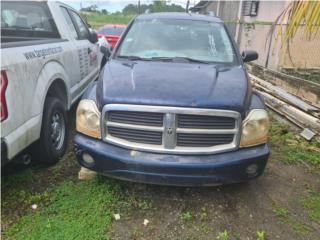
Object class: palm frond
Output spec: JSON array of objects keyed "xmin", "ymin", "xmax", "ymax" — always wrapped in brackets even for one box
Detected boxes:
[{"xmin": 275, "ymin": 1, "xmax": 320, "ymax": 47}]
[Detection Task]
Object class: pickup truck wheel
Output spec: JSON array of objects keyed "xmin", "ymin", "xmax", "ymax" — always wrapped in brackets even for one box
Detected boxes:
[{"xmin": 37, "ymin": 97, "xmax": 68, "ymax": 164}]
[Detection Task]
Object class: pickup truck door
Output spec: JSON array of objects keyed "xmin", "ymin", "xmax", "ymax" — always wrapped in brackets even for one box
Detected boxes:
[
  {"xmin": 67, "ymin": 10, "xmax": 99, "ymax": 96},
  {"xmin": 59, "ymin": 6, "xmax": 82, "ymax": 96}
]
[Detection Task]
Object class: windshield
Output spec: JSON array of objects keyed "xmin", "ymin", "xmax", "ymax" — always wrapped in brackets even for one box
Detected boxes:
[
  {"xmin": 99, "ymin": 27, "xmax": 125, "ymax": 36},
  {"xmin": 116, "ymin": 19, "xmax": 236, "ymax": 64}
]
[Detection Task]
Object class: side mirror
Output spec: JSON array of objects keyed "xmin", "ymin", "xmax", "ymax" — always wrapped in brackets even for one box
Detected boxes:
[
  {"xmin": 100, "ymin": 45, "xmax": 111, "ymax": 58},
  {"xmin": 241, "ymin": 50, "xmax": 258, "ymax": 62},
  {"xmin": 88, "ymin": 30, "xmax": 98, "ymax": 44}
]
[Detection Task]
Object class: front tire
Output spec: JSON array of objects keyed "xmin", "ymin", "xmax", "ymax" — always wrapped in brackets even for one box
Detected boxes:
[{"xmin": 37, "ymin": 97, "xmax": 68, "ymax": 164}]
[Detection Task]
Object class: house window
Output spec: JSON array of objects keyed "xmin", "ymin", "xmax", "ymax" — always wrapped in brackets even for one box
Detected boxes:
[{"xmin": 243, "ymin": 1, "xmax": 259, "ymax": 17}]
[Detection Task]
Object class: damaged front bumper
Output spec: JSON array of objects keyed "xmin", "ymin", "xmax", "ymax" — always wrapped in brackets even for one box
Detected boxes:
[{"xmin": 74, "ymin": 133, "xmax": 269, "ymax": 186}]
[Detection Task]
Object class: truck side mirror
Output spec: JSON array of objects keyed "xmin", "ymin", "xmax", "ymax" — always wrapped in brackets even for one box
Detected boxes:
[
  {"xmin": 100, "ymin": 45, "xmax": 111, "ymax": 58},
  {"xmin": 241, "ymin": 50, "xmax": 258, "ymax": 62},
  {"xmin": 88, "ymin": 30, "xmax": 98, "ymax": 44}
]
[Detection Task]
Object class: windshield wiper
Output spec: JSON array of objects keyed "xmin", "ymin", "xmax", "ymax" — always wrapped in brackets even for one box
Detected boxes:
[
  {"xmin": 6, "ymin": 25, "xmax": 34, "ymax": 30},
  {"xmin": 150, "ymin": 56, "xmax": 212, "ymax": 64},
  {"xmin": 117, "ymin": 55, "xmax": 214, "ymax": 64},
  {"xmin": 117, "ymin": 55, "xmax": 151, "ymax": 61}
]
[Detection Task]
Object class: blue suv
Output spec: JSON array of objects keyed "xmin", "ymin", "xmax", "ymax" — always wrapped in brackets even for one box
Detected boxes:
[{"xmin": 74, "ymin": 13, "xmax": 270, "ymax": 186}]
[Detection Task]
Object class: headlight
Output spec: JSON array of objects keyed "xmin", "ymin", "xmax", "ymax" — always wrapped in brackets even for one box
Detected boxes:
[
  {"xmin": 240, "ymin": 109, "xmax": 269, "ymax": 147},
  {"xmin": 76, "ymin": 99, "xmax": 101, "ymax": 138}
]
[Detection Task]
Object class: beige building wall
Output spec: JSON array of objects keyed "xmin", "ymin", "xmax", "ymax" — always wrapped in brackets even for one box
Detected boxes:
[
  {"xmin": 242, "ymin": 1, "xmax": 289, "ymax": 23},
  {"xmin": 238, "ymin": 0, "xmax": 319, "ymax": 71},
  {"xmin": 239, "ymin": 23, "xmax": 320, "ymax": 70},
  {"xmin": 279, "ymin": 28, "xmax": 320, "ymax": 69}
]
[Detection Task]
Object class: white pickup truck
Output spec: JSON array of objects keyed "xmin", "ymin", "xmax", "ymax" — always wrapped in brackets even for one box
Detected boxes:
[{"xmin": 1, "ymin": 1, "xmax": 101, "ymax": 165}]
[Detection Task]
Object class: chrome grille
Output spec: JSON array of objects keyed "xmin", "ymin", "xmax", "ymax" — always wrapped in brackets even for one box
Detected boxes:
[{"xmin": 102, "ymin": 104, "xmax": 241, "ymax": 154}]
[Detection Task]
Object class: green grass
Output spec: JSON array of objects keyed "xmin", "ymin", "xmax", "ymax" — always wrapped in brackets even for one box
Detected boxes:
[
  {"xmin": 1, "ymin": 168, "xmax": 39, "ymax": 210},
  {"xmin": 4, "ymin": 177, "xmax": 121, "ymax": 240},
  {"xmin": 302, "ymin": 192, "xmax": 320, "ymax": 223},
  {"xmin": 199, "ymin": 207, "xmax": 208, "ymax": 221},
  {"xmin": 216, "ymin": 230, "xmax": 229, "ymax": 240},
  {"xmin": 83, "ymin": 13, "xmax": 134, "ymax": 29},
  {"xmin": 180, "ymin": 211, "xmax": 193, "ymax": 222},
  {"xmin": 269, "ymin": 120, "xmax": 320, "ymax": 168},
  {"xmin": 256, "ymin": 230, "xmax": 266, "ymax": 240},
  {"xmin": 272, "ymin": 205, "xmax": 311, "ymax": 235},
  {"xmin": 273, "ymin": 207, "xmax": 289, "ymax": 219},
  {"xmin": 199, "ymin": 224, "xmax": 212, "ymax": 234},
  {"xmin": 2, "ymin": 168, "xmax": 34, "ymax": 189}
]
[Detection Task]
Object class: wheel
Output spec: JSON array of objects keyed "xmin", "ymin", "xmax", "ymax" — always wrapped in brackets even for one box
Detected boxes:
[{"xmin": 36, "ymin": 97, "xmax": 68, "ymax": 164}]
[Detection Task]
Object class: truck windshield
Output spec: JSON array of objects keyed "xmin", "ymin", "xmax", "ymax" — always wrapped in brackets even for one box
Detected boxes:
[
  {"xmin": 98, "ymin": 27, "xmax": 125, "ymax": 36},
  {"xmin": 116, "ymin": 19, "xmax": 237, "ymax": 64}
]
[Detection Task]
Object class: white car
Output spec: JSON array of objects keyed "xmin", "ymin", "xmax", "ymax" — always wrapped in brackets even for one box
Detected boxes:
[{"xmin": 1, "ymin": 1, "xmax": 103, "ymax": 165}]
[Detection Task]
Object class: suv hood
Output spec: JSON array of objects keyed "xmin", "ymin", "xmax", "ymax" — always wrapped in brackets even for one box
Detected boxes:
[{"xmin": 97, "ymin": 60, "xmax": 251, "ymax": 116}]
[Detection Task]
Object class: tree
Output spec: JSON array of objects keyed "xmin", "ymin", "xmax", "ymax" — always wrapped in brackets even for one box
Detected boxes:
[
  {"xmin": 122, "ymin": 3, "xmax": 139, "ymax": 15},
  {"xmin": 153, "ymin": 1, "xmax": 165, "ymax": 12},
  {"xmin": 101, "ymin": 9, "xmax": 108, "ymax": 15},
  {"xmin": 91, "ymin": 4, "xmax": 98, "ymax": 12},
  {"xmin": 80, "ymin": 4, "xmax": 99, "ymax": 13},
  {"xmin": 122, "ymin": 1, "xmax": 185, "ymax": 15},
  {"xmin": 275, "ymin": 1, "xmax": 320, "ymax": 46}
]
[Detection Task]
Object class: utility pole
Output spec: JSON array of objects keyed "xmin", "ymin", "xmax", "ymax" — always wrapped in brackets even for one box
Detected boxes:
[
  {"xmin": 186, "ymin": 0, "xmax": 190, "ymax": 13},
  {"xmin": 138, "ymin": 0, "xmax": 141, "ymax": 14}
]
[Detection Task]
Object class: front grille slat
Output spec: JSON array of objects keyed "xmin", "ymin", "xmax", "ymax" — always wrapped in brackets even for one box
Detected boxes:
[
  {"xmin": 108, "ymin": 126, "xmax": 162, "ymax": 145},
  {"xmin": 108, "ymin": 111, "xmax": 163, "ymax": 127},
  {"xmin": 178, "ymin": 114, "xmax": 235, "ymax": 129},
  {"xmin": 103, "ymin": 106, "xmax": 240, "ymax": 154},
  {"xmin": 177, "ymin": 133, "xmax": 234, "ymax": 147}
]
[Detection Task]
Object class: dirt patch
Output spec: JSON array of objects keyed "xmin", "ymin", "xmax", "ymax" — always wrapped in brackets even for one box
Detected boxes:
[{"xmin": 108, "ymin": 158, "xmax": 320, "ymax": 240}]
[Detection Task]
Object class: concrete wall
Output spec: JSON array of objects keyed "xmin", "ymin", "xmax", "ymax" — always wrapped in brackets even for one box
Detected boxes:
[
  {"xmin": 238, "ymin": 23, "xmax": 274, "ymax": 68},
  {"xmin": 279, "ymin": 27, "xmax": 320, "ymax": 70},
  {"xmin": 218, "ymin": 1, "xmax": 240, "ymax": 36}
]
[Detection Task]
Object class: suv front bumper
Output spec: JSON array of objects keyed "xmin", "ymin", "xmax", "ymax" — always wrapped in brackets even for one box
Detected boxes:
[{"xmin": 74, "ymin": 133, "xmax": 269, "ymax": 186}]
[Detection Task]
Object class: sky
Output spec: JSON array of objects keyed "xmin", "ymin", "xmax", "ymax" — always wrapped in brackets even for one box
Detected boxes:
[{"xmin": 60, "ymin": 0, "xmax": 196, "ymax": 13}]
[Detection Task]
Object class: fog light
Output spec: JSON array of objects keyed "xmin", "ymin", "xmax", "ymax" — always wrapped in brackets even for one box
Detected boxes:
[
  {"xmin": 246, "ymin": 164, "xmax": 258, "ymax": 176},
  {"xmin": 82, "ymin": 153, "xmax": 94, "ymax": 165}
]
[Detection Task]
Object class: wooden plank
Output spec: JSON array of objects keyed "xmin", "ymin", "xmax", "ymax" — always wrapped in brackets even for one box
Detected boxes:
[
  {"xmin": 256, "ymin": 90, "xmax": 320, "ymax": 133},
  {"xmin": 249, "ymin": 73, "xmax": 320, "ymax": 115}
]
